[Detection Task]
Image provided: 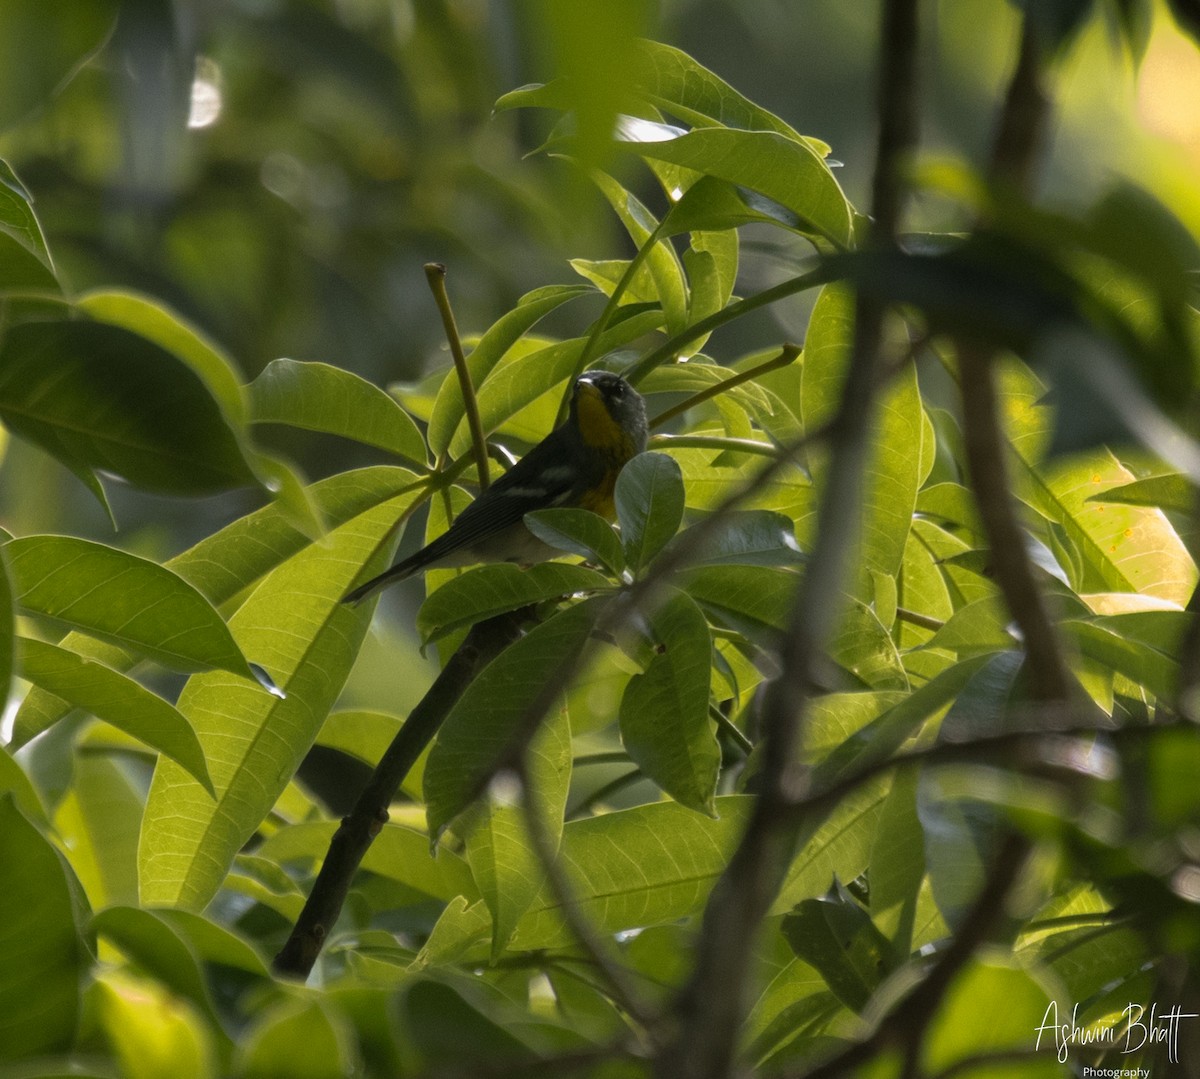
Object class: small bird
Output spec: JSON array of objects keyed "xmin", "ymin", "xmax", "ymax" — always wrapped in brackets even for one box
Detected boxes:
[{"xmin": 343, "ymin": 370, "xmax": 648, "ymax": 604}]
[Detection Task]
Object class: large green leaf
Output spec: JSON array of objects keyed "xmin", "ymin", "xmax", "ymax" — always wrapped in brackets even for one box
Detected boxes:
[
  {"xmin": 6, "ymin": 535, "xmax": 254, "ymax": 677},
  {"xmin": 76, "ymin": 290, "xmax": 247, "ymax": 427},
  {"xmin": 250, "ymin": 358, "xmax": 426, "ymax": 465},
  {"xmin": 619, "ymin": 589, "xmax": 719, "ymax": 814},
  {"xmin": 781, "ymin": 882, "xmax": 892, "ymax": 1013},
  {"xmin": 0, "ymin": 320, "xmax": 259, "ymax": 496},
  {"xmin": 11, "ymin": 466, "xmax": 420, "ymax": 747},
  {"xmin": 138, "ymin": 486, "xmax": 420, "ymax": 909},
  {"xmin": 509, "ymin": 796, "xmax": 754, "ymax": 950},
  {"xmin": 255, "ymin": 821, "xmax": 475, "ymax": 903},
  {"xmin": 417, "ymin": 562, "xmax": 611, "ymax": 645},
  {"xmin": 16, "ymin": 637, "xmax": 212, "ymax": 793},
  {"xmin": 627, "ymin": 40, "xmax": 823, "ymax": 150},
  {"xmin": 524, "ymin": 508, "xmax": 626, "ymax": 576},
  {"xmin": 0, "ymin": 795, "xmax": 91, "ymax": 1062},
  {"xmin": 424, "ymin": 599, "xmax": 603, "ymax": 840},
  {"xmin": 799, "ymin": 285, "xmax": 923, "ymax": 585},
  {"xmin": 235, "ymin": 999, "xmax": 355, "ymax": 1079},
  {"xmin": 463, "ymin": 688, "xmax": 573, "ymax": 958},
  {"xmin": 618, "ymin": 127, "xmax": 852, "ymax": 249},
  {"xmin": 615, "ymin": 451, "xmax": 685, "ymax": 574}
]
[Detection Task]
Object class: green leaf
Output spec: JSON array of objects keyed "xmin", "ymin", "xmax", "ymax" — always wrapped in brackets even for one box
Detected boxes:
[
  {"xmin": 464, "ymin": 687, "xmax": 573, "ymax": 957},
  {"xmin": 0, "ymin": 4, "xmax": 116, "ymax": 128},
  {"xmin": 0, "ymin": 320, "xmax": 258, "ymax": 497},
  {"xmin": 619, "ymin": 589, "xmax": 719, "ymax": 814},
  {"xmin": 0, "ymin": 161, "xmax": 58, "ymax": 291},
  {"xmin": 236, "ymin": 1000, "xmax": 355, "ymax": 1079},
  {"xmin": 1087, "ymin": 472, "xmax": 1192, "ymax": 514},
  {"xmin": 76, "ymin": 290, "xmax": 248, "ymax": 427},
  {"xmin": 0, "ymin": 744, "xmax": 47, "ymax": 824},
  {"xmin": 524, "ymin": 508, "xmax": 626, "ymax": 576},
  {"xmin": 628, "ymin": 40, "xmax": 826, "ymax": 150},
  {"xmin": 921, "ymin": 959, "xmax": 1059, "ymax": 1079},
  {"xmin": 250, "ymin": 358, "xmax": 427, "ymax": 465},
  {"xmin": 417, "ymin": 562, "xmax": 611, "ymax": 645},
  {"xmin": 427, "ymin": 285, "xmax": 591, "ymax": 458},
  {"xmin": 10, "ymin": 466, "xmax": 420, "ymax": 747},
  {"xmin": 256, "ymin": 821, "xmax": 475, "ymax": 902},
  {"xmin": 800, "ymin": 285, "xmax": 922, "ymax": 584},
  {"xmin": 589, "ymin": 169, "xmax": 689, "ymax": 335},
  {"xmin": 0, "ymin": 795, "xmax": 91, "ymax": 1063},
  {"xmin": 615, "ymin": 451, "xmax": 685, "ymax": 573},
  {"xmin": 684, "ymin": 564, "xmax": 799, "ymax": 640},
  {"xmin": 869, "ymin": 767, "xmax": 929, "ymax": 960},
  {"xmin": 138, "ymin": 486, "xmax": 422, "ymax": 909},
  {"xmin": 424, "ymin": 599, "xmax": 603, "ymax": 840},
  {"xmin": 669, "ymin": 511, "xmax": 803, "ymax": 567},
  {"xmin": 54, "ymin": 756, "xmax": 143, "ymax": 908},
  {"xmin": 781, "ymin": 882, "xmax": 893, "ymax": 1013},
  {"xmin": 510, "ymin": 796, "xmax": 753, "ymax": 950},
  {"xmin": 16, "ymin": 637, "xmax": 213, "ymax": 793},
  {"xmin": 6, "ymin": 535, "xmax": 254, "ymax": 677},
  {"xmin": 91, "ymin": 907, "xmax": 226, "ymax": 1034},
  {"xmin": 0, "ymin": 545, "xmax": 11, "ymax": 720},
  {"xmin": 618, "ymin": 127, "xmax": 853, "ymax": 249}
]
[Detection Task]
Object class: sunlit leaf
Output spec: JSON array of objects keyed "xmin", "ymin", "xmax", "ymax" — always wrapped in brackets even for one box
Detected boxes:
[
  {"xmin": 0, "ymin": 795, "xmax": 91, "ymax": 1063},
  {"xmin": 6, "ymin": 535, "xmax": 254, "ymax": 677},
  {"xmin": 16, "ymin": 637, "xmax": 212, "ymax": 793},
  {"xmin": 619, "ymin": 589, "xmax": 718, "ymax": 814},
  {"xmin": 250, "ymin": 358, "xmax": 427, "ymax": 465}
]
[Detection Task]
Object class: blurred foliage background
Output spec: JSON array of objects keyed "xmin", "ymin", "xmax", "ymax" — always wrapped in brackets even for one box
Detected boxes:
[{"xmin": 1, "ymin": 0, "xmax": 1198, "ymax": 722}]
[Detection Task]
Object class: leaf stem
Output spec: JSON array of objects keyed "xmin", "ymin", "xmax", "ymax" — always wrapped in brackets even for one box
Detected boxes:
[
  {"xmin": 648, "ymin": 434, "xmax": 780, "ymax": 458},
  {"xmin": 425, "ymin": 263, "xmax": 491, "ymax": 489},
  {"xmin": 625, "ymin": 263, "xmax": 840, "ymax": 386},
  {"xmin": 648, "ymin": 343, "xmax": 801, "ymax": 430}
]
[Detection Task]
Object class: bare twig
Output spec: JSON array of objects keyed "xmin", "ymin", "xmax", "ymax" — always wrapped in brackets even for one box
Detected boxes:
[{"xmin": 426, "ymin": 262, "xmax": 491, "ymax": 488}]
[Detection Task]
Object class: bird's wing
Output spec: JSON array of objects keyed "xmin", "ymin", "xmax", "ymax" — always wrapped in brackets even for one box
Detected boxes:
[{"xmin": 437, "ymin": 430, "xmax": 583, "ymax": 550}]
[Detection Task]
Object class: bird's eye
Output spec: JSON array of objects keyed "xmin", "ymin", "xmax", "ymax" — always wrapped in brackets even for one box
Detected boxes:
[{"xmin": 612, "ymin": 382, "xmax": 625, "ymax": 398}]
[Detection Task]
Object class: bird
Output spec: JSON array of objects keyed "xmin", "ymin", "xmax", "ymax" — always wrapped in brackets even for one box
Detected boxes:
[{"xmin": 342, "ymin": 369, "xmax": 648, "ymax": 604}]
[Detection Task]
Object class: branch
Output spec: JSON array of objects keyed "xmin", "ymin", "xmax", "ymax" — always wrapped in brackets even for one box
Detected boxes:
[
  {"xmin": 272, "ymin": 608, "xmax": 531, "ymax": 979},
  {"xmin": 426, "ymin": 262, "xmax": 491, "ymax": 488},
  {"xmin": 653, "ymin": 2, "xmax": 922, "ymax": 1076},
  {"xmin": 955, "ymin": 19, "xmax": 1073, "ymax": 703}
]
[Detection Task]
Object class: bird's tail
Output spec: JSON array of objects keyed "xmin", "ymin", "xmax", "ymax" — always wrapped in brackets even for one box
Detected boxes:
[{"xmin": 341, "ymin": 551, "xmax": 425, "ymax": 606}]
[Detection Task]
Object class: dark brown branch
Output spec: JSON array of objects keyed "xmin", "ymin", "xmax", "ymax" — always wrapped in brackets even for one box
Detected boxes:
[
  {"xmin": 652, "ymin": 2, "xmax": 922, "ymax": 1076},
  {"xmin": 272, "ymin": 608, "xmax": 531, "ymax": 979},
  {"xmin": 956, "ymin": 19, "xmax": 1073, "ymax": 703}
]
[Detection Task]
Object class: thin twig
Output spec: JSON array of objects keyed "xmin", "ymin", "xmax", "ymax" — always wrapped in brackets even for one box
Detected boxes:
[
  {"xmin": 648, "ymin": 343, "xmax": 801, "ymax": 430},
  {"xmin": 625, "ymin": 263, "xmax": 840, "ymax": 386},
  {"xmin": 895, "ymin": 605, "xmax": 946, "ymax": 632},
  {"xmin": 513, "ymin": 758, "xmax": 657, "ymax": 1030},
  {"xmin": 426, "ymin": 262, "xmax": 491, "ymax": 489}
]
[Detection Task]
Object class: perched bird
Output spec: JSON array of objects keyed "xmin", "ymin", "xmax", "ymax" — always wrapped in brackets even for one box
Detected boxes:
[{"xmin": 343, "ymin": 369, "xmax": 648, "ymax": 604}]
